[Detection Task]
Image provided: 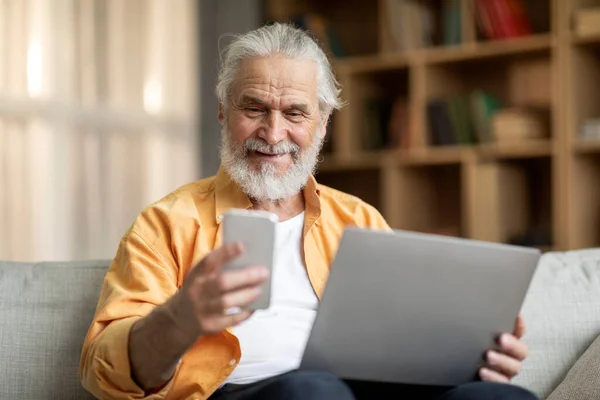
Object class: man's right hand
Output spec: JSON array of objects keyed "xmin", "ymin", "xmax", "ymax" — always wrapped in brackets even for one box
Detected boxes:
[
  {"xmin": 169, "ymin": 242, "xmax": 270, "ymax": 338},
  {"xmin": 129, "ymin": 243, "xmax": 268, "ymax": 392}
]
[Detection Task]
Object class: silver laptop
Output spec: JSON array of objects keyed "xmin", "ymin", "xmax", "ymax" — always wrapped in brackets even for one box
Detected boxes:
[{"xmin": 299, "ymin": 227, "xmax": 541, "ymax": 387}]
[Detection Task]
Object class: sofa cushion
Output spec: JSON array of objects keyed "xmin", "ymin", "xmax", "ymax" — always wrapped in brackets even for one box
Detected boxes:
[
  {"xmin": 0, "ymin": 260, "xmax": 111, "ymax": 399},
  {"xmin": 511, "ymin": 249, "xmax": 600, "ymax": 399}
]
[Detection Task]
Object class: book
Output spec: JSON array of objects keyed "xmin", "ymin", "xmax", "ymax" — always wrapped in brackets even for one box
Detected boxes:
[
  {"xmin": 574, "ymin": 7, "xmax": 600, "ymax": 37},
  {"xmin": 470, "ymin": 90, "xmax": 502, "ymax": 143},
  {"xmin": 474, "ymin": 0, "xmax": 533, "ymax": 40},
  {"xmin": 448, "ymin": 94, "xmax": 476, "ymax": 145},
  {"xmin": 491, "ymin": 108, "xmax": 547, "ymax": 143},
  {"xmin": 387, "ymin": 97, "xmax": 411, "ymax": 149},
  {"xmin": 427, "ymin": 99, "xmax": 457, "ymax": 146}
]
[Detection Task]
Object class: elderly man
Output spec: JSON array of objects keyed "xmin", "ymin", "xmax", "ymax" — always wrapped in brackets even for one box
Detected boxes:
[{"xmin": 80, "ymin": 23, "xmax": 538, "ymax": 400}]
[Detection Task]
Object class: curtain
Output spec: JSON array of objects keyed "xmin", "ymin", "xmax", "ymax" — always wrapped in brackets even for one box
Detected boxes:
[{"xmin": 0, "ymin": 0, "xmax": 200, "ymax": 262}]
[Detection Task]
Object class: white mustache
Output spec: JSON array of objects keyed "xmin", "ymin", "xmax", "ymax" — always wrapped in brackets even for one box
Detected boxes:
[{"xmin": 244, "ymin": 138, "xmax": 300, "ymax": 156}]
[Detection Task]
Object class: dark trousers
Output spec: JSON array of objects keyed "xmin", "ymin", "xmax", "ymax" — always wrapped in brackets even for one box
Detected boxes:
[{"xmin": 209, "ymin": 370, "xmax": 539, "ymax": 400}]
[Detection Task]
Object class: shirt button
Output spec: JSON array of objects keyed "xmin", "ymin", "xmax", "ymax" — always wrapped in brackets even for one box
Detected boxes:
[{"xmin": 229, "ymin": 359, "xmax": 237, "ymax": 366}]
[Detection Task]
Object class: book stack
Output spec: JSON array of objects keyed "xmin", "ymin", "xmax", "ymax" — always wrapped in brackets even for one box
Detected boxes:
[
  {"xmin": 383, "ymin": 0, "xmax": 434, "ymax": 52},
  {"xmin": 491, "ymin": 108, "xmax": 547, "ymax": 144},
  {"xmin": 474, "ymin": 0, "xmax": 533, "ymax": 40},
  {"xmin": 361, "ymin": 96, "xmax": 411, "ymax": 151},
  {"xmin": 290, "ymin": 13, "xmax": 347, "ymax": 58},
  {"xmin": 579, "ymin": 118, "xmax": 600, "ymax": 140},
  {"xmin": 426, "ymin": 90, "xmax": 502, "ymax": 147},
  {"xmin": 574, "ymin": 7, "xmax": 600, "ymax": 37}
]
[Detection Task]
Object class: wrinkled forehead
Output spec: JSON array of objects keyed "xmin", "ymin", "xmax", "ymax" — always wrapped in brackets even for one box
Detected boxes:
[{"xmin": 230, "ymin": 55, "xmax": 319, "ymax": 109}]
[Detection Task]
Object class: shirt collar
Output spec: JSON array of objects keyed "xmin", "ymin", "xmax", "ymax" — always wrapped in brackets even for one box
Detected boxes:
[{"xmin": 214, "ymin": 165, "xmax": 321, "ymax": 226}]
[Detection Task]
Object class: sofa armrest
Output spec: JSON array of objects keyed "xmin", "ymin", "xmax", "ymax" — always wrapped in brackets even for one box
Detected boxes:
[{"xmin": 547, "ymin": 334, "xmax": 600, "ymax": 400}]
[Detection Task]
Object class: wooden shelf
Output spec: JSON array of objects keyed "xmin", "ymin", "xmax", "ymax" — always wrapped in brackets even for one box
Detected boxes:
[
  {"xmin": 394, "ymin": 146, "xmax": 469, "ymax": 166},
  {"xmin": 317, "ymin": 148, "xmax": 466, "ymax": 170},
  {"xmin": 572, "ymin": 33, "xmax": 600, "ymax": 46},
  {"xmin": 421, "ymin": 34, "xmax": 554, "ymax": 65},
  {"xmin": 319, "ymin": 141, "xmax": 553, "ymax": 171},
  {"xmin": 476, "ymin": 140, "xmax": 554, "ymax": 159},
  {"xmin": 334, "ymin": 54, "xmax": 410, "ymax": 75},
  {"xmin": 334, "ymin": 34, "xmax": 553, "ymax": 74},
  {"xmin": 317, "ymin": 152, "xmax": 385, "ymax": 172},
  {"xmin": 573, "ymin": 139, "xmax": 600, "ymax": 154}
]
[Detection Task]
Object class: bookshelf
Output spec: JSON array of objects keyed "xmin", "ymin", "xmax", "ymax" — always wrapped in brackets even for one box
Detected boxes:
[{"xmin": 263, "ymin": 0, "xmax": 600, "ymax": 252}]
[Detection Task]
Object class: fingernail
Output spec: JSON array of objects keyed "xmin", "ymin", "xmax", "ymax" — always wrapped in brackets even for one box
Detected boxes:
[
  {"xmin": 251, "ymin": 267, "xmax": 267, "ymax": 278},
  {"xmin": 487, "ymin": 351, "xmax": 498, "ymax": 364},
  {"xmin": 480, "ymin": 368, "xmax": 491, "ymax": 379}
]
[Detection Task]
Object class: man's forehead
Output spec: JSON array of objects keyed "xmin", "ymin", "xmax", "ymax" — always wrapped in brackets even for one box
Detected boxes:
[{"xmin": 234, "ymin": 56, "xmax": 318, "ymax": 93}]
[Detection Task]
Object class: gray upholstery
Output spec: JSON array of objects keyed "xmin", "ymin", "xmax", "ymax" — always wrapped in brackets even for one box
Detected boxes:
[
  {"xmin": 0, "ymin": 260, "xmax": 110, "ymax": 400},
  {"xmin": 512, "ymin": 249, "xmax": 600, "ymax": 399},
  {"xmin": 2, "ymin": 250, "xmax": 600, "ymax": 399}
]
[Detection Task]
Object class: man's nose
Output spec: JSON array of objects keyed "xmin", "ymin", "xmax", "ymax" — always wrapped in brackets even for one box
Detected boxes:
[{"xmin": 257, "ymin": 111, "xmax": 287, "ymax": 145}]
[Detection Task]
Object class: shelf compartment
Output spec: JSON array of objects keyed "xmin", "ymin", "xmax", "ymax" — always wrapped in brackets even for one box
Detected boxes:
[
  {"xmin": 569, "ymin": 44, "xmax": 600, "ymax": 145},
  {"xmin": 264, "ymin": 0, "xmax": 380, "ymax": 57},
  {"xmin": 314, "ymin": 167, "xmax": 382, "ymax": 212},
  {"xmin": 571, "ymin": 1, "xmax": 600, "ymax": 44},
  {"xmin": 423, "ymin": 50, "xmax": 553, "ymax": 148},
  {"xmin": 470, "ymin": 157, "xmax": 553, "ymax": 248},
  {"xmin": 570, "ymin": 153, "xmax": 600, "ymax": 249},
  {"xmin": 386, "ymin": 163, "xmax": 463, "ymax": 236},
  {"xmin": 335, "ymin": 67, "xmax": 411, "ymax": 156}
]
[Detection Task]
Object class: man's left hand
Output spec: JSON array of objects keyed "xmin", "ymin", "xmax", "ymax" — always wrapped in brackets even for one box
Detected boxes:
[{"xmin": 479, "ymin": 313, "xmax": 529, "ymax": 383}]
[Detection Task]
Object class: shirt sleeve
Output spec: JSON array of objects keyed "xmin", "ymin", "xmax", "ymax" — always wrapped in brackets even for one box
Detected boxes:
[
  {"xmin": 354, "ymin": 201, "xmax": 393, "ymax": 232},
  {"xmin": 79, "ymin": 225, "xmax": 180, "ymax": 399}
]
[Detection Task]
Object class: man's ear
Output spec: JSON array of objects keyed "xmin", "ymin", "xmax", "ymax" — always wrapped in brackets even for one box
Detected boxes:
[
  {"xmin": 319, "ymin": 113, "xmax": 331, "ymax": 138},
  {"xmin": 218, "ymin": 103, "xmax": 225, "ymax": 125}
]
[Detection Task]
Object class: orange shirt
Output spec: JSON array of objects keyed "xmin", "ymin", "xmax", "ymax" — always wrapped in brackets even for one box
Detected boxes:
[{"xmin": 80, "ymin": 166, "xmax": 391, "ymax": 400}]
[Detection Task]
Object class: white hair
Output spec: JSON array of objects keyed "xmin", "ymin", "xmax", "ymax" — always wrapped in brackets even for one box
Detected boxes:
[{"xmin": 216, "ymin": 22, "xmax": 344, "ymax": 116}]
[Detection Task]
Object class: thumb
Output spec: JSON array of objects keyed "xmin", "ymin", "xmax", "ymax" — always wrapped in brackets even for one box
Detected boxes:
[{"xmin": 513, "ymin": 313, "xmax": 526, "ymax": 338}]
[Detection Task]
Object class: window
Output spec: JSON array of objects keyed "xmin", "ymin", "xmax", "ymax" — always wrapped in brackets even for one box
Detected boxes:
[{"xmin": 0, "ymin": 0, "xmax": 200, "ymax": 261}]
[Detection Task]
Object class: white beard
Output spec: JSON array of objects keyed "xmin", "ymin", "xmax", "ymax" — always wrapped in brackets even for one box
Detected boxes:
[{"xmin": 219, "ymin": 123, "xmax": 324, "ymax": 201}]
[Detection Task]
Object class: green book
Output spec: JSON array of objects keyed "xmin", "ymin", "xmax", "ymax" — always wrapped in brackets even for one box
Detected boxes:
[
  {"xmin": 470, "ymin": 90, "xmax": 502, "ymax": 143},
  {"xmin": 448, "ymin": 95, "xmax": 474, "ymax": 145}
]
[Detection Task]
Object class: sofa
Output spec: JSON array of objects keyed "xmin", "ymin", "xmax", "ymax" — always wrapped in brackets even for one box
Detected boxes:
[{"xmin": 1, "ymin": 249, "xmax": 599, "ymax": 399}]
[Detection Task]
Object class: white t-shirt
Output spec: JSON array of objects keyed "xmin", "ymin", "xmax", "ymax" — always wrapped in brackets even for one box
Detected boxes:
[{"xmin": 223, "ymin": 211, "xmax": 318, "ymax": 385}]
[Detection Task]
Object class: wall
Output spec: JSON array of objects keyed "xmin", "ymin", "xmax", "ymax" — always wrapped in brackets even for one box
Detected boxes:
[{"xmin": 199, "ymin": 0, "xmax": 263, "ymax": 177}]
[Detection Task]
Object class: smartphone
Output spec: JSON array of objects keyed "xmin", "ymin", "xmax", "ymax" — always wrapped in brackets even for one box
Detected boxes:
[{"xmin": 222, "ymin": 209, "xmax": 278, "ymax": 310}]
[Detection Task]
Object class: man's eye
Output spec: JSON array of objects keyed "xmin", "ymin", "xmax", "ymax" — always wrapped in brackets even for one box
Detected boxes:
[
  {"xmin": 287, "ymin": 111, "xmax": 302, "ymax": 118},
  {"xmin": 246, "ymin": 107, "xmax": 263, "ymax": 114}
]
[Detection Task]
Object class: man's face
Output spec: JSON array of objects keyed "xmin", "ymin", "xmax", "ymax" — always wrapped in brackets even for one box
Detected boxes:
[{"xmin": 219, "ymin": 55, "xmax": 327, "ymax": 201}]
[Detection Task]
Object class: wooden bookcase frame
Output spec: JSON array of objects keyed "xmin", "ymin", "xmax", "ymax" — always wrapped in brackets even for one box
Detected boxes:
[{"xmin": 264, "ymin": 0, "xmax": 600, "ymax": 251}]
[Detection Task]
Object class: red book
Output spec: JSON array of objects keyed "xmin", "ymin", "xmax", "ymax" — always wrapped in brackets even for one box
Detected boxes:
[
  {"xmin": 475, "ymin": 0, "xmax": 497, "ymax": 39},
  {"xmin": 506, "ymin": 0, "xmax": 533, "ymax": 35}
]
